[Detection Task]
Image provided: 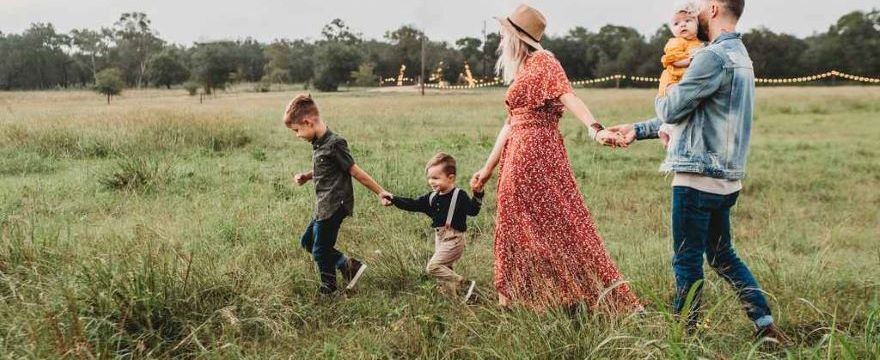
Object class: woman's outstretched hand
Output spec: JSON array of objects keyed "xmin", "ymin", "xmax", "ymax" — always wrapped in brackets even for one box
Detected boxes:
[
  {"xmin": 595, "ymin": 129, "xmax": 629, "ymax": 148},
  {"xmin": 470, "ymin": 167, "xmax": 493, "ymax": 192}
]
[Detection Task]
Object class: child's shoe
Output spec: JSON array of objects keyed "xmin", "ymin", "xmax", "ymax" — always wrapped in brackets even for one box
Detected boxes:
[
  {"xmin": 460, "ymin": 280, "xmax": 477, "ymax": 303},
  {"xmin": 755, "ymin": 324, "xmax": 794, "ymax": 347},
  {"xmin": 318, "ymin": 283, "xmax": 337, "ymax": 296},
  {"xmin": 342, "ymin": 258, "xmax": 367, "ymax": 290}
]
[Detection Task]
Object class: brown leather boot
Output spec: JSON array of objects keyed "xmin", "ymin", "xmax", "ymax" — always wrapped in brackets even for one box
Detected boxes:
[{"xmin": 756, "ymin": 324, "xmax": 794, "ymax": 347}]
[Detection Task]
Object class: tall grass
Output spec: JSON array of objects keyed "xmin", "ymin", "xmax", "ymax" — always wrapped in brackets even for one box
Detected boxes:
[{"xmin": 0, "ymin": 87, "xmax": 878, "ymax": 358}]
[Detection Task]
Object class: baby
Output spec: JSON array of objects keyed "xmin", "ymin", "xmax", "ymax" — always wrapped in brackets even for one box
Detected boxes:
[{"xmin": 658, "ymin": 2, "xmax": 704, "ymax": 149}]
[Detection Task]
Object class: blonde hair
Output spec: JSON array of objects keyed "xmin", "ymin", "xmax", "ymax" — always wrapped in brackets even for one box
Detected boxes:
[
  {"xmin": 495, "ymin": 26, "xmax": 535, "ymax": 84},
  {"xmin": 669, "ymin": 1, "xmax": 701, "ymax": 32},
  {"xmin": 283, "ymin": 94, "xmax": 319, "ymax": 126},
  {"xmin": 674, "ymin": 0, "xmax": 701, "ymax": 14},
  {"xmin": 425, "ymin": 152, "xmax": 457, "ymax": 176}
]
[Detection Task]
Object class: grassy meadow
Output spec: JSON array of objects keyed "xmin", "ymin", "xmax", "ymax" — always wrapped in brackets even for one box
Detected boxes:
[{"xmin": 0, "ymin": 86, "xmax": 878, "ymax": 359}]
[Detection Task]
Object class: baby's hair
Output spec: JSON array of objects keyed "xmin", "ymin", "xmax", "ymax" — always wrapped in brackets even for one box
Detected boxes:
[
  {"xmin": 426, "ymin": 153, "xmax": 457, "ymax": 176},
  {"xmin": 675, "ymin": 1, "xmax": 700, "ymax": 15},
  {"xmin": 670, "ymin": 1, "xmax": 700, "ymax": 29},
  {"xmin": 283, "ymin": 94, "xmax": 319, "ymax": 127}
]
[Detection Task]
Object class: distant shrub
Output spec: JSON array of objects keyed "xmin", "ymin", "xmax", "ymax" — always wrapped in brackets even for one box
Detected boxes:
[
  {"xmin": 254, "ymin": 79, "xmax": 271, "ymax": 93},
  {"xmin": 94, "ymin": 68, "xmax": 124, "ymax": 104},
  {"xmin": 99, "ymin": 156, "xmax": 172, "ymax": 192},
  {"xmin": 183, "ymin": 81, "xmax": 200, "ymax": 96}
]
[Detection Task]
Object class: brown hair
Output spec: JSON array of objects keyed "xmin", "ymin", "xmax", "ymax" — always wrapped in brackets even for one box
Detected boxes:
[
  {"xmin": 283, "ymin": 94, "xmax": 319, "ymax": 126},
  {"xmin": 715, "ymin": 0, "xmax": 745, "ymax": 20},
  {"xmin": 425, "ymin": 152, "xmax": 457, "ymax": 176}
]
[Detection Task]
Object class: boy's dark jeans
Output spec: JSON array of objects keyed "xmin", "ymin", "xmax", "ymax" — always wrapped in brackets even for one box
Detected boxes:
[
  {"xmin": 671, "ymin": 186, "xmax": 773, "ymax": 328},
  {"xmin": 300, "ymin": 209, "xmax": 349, "ymax": 292}
]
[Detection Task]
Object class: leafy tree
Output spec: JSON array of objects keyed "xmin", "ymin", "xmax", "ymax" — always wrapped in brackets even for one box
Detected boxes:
[
  {"xmin": 428, "ymin": 42, "xmax": 465, "ymax": 83},
  {"xmin": 1, "ymin": 11, "xmax": 879, "ymax": 91},
  {"xmin": 361, "ymin": 39, "xmax": 396, "ymax": 82},
  {"xmin": 642, "ymin": 25, "xmax": 672, "ymax": 73},
  {"xmin": 264, "ymin": 40, "xmax": 292, "ymax": 83},
  {"xmin": 0, "ymin": 33, "xmax": 19, "ymax": 90},
  {"xmin": 545, "ymin": 27, "xmax": 599, "ymax": 80},
  {"xmin": 351, "ymin": 62, "xmax": 379, "ymax": 87},
  {"xmin": 112, "ymin": 12, "xmax": 164, "ymax": 88},
  {"xmin": 482, "ymin": 32, "xmax": 501, "ymax": 77},
  {"xmin": 190, "ymin": 42, "xmax": 237, "ymax": 94},
  {"xmin": 321, "ymin": 19, "xmax": 362, "ymax": 45},
  {"xmin": 2, "ymin": 23, "xmax": 71, "ymax": 89},
  {"xmin": 147, "ymin": 48, "xmax": 189, "ymax": 88},
  {"xmin": 801, "ymin": 10, "xmax": 880, "ymax": 76},
  {"xmin": 592, "ymin": 25, "xmax": 646, "ymax": 77},
  {"xmin": 233, "ymin": 38, "xmax": 266, "ymax": 82},
  {"xmin": 456, "ymin": 37, "xmax": 485, "ymax": 76},
  {"xmin": 313, "ymin": 41, "xmax": 361, "ymax": 91},
  {"xmin": 70, "ymin": 28, "xmax": 110, "ymax": 81},
  {"xmin": 385, "ymin": 25, "xmax": 425, "ymax": 77},
  {"xmin": 313, "ymin": 19, "xmax": 363, "ymax": 91},
  {"xmin": 743, "ymin": 27, "xmax": 809, "ymax": 78},
  {"xmin": 287, "ymin": 40, "xmax": 316, "ymax": 83},
  {"xmin": 94, "ymin": 68, "xmax": 124, "ymax": 103}
]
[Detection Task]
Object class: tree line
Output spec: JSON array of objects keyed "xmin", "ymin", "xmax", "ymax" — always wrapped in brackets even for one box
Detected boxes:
[{"xmin": 1, "ymin": 10, "xmax": 877, "ymax": 93}]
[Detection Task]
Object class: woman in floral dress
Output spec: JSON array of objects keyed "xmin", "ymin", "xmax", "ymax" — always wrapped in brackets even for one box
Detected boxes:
[{"xmin": 471, "ymin": 5, "xmax": 641, "ymax": 312}]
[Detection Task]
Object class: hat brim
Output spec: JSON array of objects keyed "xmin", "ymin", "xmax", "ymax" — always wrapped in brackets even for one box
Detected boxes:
[{"xmin": 494, "ymin": 16, "xmax": 543, "ymax": 51}]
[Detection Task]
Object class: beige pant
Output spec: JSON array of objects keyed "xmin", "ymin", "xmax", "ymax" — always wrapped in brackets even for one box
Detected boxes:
[{"xmin": 426, "ymin": 227, "xmax": 466, "ymax": 296}]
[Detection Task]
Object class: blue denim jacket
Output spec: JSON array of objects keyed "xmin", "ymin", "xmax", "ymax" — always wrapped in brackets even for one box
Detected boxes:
[{"xmin": 634, "ymin": 32, "xmax": 754, "ymax": 180}]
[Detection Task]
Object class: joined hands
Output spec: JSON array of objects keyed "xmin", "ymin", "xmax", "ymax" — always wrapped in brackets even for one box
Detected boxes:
[
  {"xmin": 379, "ymin": 191, "xmax": 393, "ymax": 206},
  {"xmin": 604, "ymin": 124, "xmax": 637, "ymax": 147}
]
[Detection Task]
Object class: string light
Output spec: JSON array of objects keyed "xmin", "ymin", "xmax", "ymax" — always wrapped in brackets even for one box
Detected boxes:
[
  {"xmin": 386, "ymin": 70, "xmax": 879, "ymax": 89},
  {"xmin": 756, "ymin": 71, "xmax": 879, "ymax": 84}
]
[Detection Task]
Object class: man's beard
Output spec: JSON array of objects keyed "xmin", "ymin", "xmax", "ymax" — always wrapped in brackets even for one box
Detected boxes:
[{"xmin": 697, "ymin": 20, "xmax": 710, "ymax": 42}]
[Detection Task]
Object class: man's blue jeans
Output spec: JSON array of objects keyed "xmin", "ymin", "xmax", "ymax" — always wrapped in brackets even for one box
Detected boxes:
[
  {"xmin": 672, "ymin": 186, "xmax": 773, "ymax": 328},
  {"xmin": 301, "ymin": 210, "xmax": 349, "ymax": 292}
]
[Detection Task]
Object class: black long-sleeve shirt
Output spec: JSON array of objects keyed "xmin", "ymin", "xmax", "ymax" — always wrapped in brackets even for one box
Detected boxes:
[{"xmin": 391, "ymin": 188, "xmax": 483, "ymax": 232}]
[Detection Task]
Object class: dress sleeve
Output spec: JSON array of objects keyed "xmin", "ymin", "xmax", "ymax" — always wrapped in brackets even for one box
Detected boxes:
[{"xmin": 533, "ymin": 51, "xmax": 573, "ymax": 102}]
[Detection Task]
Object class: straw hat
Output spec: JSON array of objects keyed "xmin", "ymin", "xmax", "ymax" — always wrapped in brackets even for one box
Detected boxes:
[{"xmin": 495, "ymin": 4, "xmax": 546, "ymax": 50}]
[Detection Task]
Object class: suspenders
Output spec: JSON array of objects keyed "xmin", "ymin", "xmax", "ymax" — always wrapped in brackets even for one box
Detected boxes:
[
  {"xmin": 429, "ymin": 188, "xmax": 460, "ymax": 228},
  {"xmin": 445, "ymin": 188, "xmax": 460, "ymax": 227}
]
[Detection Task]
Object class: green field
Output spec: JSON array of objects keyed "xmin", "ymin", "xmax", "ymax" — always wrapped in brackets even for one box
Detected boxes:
[{"xmin": 1, "ymin": 86, "xmax": 878, "ymax": 358}]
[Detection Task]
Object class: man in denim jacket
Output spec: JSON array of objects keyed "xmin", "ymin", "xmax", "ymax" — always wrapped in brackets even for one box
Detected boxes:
[{"xmin": 611, "ymin": 0, "xmax": 791, "ymax": 343}]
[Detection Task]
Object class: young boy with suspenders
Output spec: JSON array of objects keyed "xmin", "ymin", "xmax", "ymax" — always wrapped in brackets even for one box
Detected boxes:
[{"xmin": 384, "ymin": 153, "xmax": 484, "ymax": 301}]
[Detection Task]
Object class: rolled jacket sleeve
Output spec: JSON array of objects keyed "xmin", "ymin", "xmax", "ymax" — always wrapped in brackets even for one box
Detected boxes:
[
  {"xmin": 634, "ymin": 117, "xmax": 663, "ymax": 140},
  {"xmin": 655, "ymin": 50, "xmax": 725, "ymax": 125}
]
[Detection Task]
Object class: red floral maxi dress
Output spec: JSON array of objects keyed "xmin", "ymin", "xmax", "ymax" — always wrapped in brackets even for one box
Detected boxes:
[{"xmin": 493, "ymin": 51, "xmax": 641, "ymax": 312}]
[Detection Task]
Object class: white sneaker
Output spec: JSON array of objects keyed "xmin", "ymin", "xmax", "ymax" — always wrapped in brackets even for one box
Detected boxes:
[
  {"xmin": 463, "ymin": 280, "xmax": 476, "ymax": 303},
  {"xmin": 344, "ymin": 260, "xmax": 367, "ymax": 290}
]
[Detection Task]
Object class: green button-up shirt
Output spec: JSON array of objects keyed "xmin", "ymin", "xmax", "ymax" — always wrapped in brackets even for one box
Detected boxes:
[{"xmin": 311, "ymin": 130, "xmax": 355, "ymax": 220}]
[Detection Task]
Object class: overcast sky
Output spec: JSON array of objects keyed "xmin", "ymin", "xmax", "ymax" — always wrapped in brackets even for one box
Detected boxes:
[{"xmin": 2, "ymin": 0, "xmax": 877, "ymax": 44}]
